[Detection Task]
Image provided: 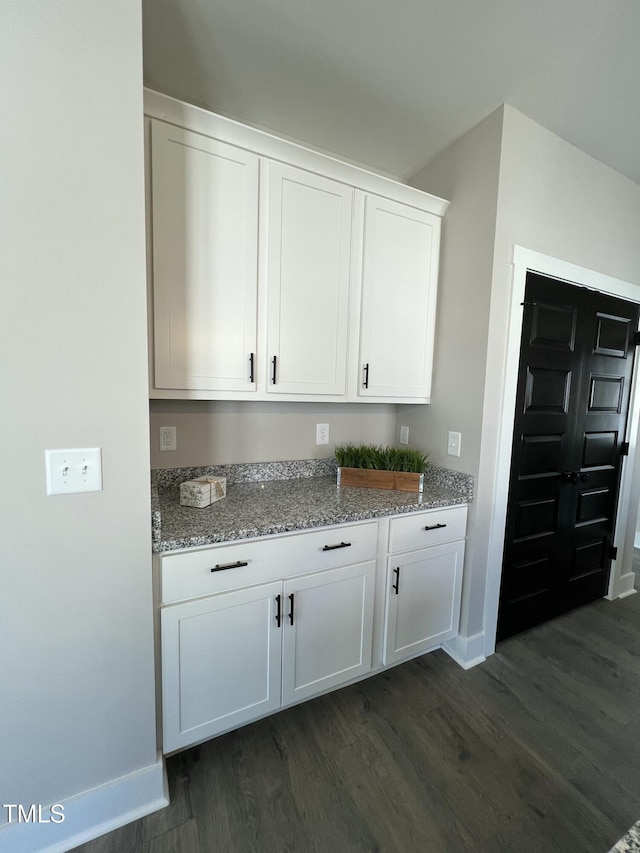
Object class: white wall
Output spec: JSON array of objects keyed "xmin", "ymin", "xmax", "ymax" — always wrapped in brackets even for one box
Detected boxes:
[
  {"xmin": 149, "ymin": 400, "xmax": 398, "ymax": 468},
  {"xmin": 0, "ymin": 2, "xmax": 164, "ymax": 850},
  {"xmin": 402, "ymin": 107, "xmax": 504, "ymax": 659}
]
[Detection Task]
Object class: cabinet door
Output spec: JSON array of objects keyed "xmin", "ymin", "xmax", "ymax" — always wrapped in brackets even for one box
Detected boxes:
[
  {"xmin": 358, "ymin": 195, "xmax": 440, "ymax": 400},
  {"xmin": 383, "ymin": 541, "xmax": 463, "ymax": 666},
  {"xmin": 281, "ymin": 561, "xmax": 375, "ymax": 705},
  {"xmin": 151, "ymin": 120, "xmax": 259, "ymax": 392},
  {"xmin": 265, "ymin": 163, "xmax": 352, "ymax": 396},
  {"xmin": 161, "ymin": 582, "xmax": 282, "ymax": 752}
]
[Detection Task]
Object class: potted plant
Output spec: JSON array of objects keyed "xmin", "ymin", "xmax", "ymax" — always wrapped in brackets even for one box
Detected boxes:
[{"xmin": 334, "ymin": 443, "xmax": 430, "ymax": 493}]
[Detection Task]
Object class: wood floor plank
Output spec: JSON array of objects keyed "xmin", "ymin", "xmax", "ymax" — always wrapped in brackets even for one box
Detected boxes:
[
  {"xmin": 146, "ymin": 819, "xmax": 200, "ymax": 853},
  {"xmin": 143, "ymin": 754, "xmax": 193, "ymax": 842},
  {"xmin": 326, "ymin": 736, "xmax": 471, "ymax": 853},
  {"xmin": 187, "ymin": 720, "xmax": 319, "ymax": 853},
  {"xmin": 70, "ymin": 818, "xmax": 144, "ymax": 853}
]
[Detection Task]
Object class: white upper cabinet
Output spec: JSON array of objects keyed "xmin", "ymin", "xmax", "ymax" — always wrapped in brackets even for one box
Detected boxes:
[
  {"xmin": 264, "ymin": 163, "xmax": 352, "ymax": 396},
  {"xmin": 150, "ymin": 121, "xmax": 259, "ymax": 393},
  {"xmin": 145, "ymin": 91, "xmax": 448, "ymax": 402},
  {"xmin": 355, "ymin": 195, "xmax": 440, "ymax": 402}
]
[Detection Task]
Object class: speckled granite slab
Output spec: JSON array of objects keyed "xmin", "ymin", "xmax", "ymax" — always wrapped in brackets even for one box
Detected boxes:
[
  {"xmin": 154, "ymin": 458, "xmax": 338, "ymax": 489},
  {"xmin": 152, "ymin": 460, "xmax": 473, "ymax": 554},
  {"xmin": 609, "ymin": 822, "xmax": 640, "ymax": 852}
]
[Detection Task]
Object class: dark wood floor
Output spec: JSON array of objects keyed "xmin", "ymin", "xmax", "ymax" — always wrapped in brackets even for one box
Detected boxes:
[{"xmin": 73, "ymin": 591, "xmax": 640, "ymax": 853}]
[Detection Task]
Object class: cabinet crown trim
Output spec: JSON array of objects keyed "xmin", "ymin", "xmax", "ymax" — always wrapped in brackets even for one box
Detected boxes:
[{"xmin": 144, "ymin": 88, "xmax": 449, "ymax": 217}]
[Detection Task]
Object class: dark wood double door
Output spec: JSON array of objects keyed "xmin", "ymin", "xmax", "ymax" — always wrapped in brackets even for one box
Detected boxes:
[{"xmin": 498, "ymin": 272, "xmax": 639, "ymax": 641}]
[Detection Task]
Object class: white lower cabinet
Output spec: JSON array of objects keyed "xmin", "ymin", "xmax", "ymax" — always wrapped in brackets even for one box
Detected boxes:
[
  {"xmin": 383, "ymin": 541, "xmax": 464, "ymax": 666},
  {"xmin": 383, "ymin": 508, "xmax": 465, "ymax": 666},
  {"xmin": 159, "ymin": 523, "xmax": 377, "ymax": 753},
  {"xmin": 282, "ymin": 562, "xmax": 375, "ymax": 705},
  {"xmin": 158, "ymin": 508, "xmax": 466, "ymax": 754},
  {"xmin": 161, "ymin": 581, "xmax": 282, "ymax": 753}
]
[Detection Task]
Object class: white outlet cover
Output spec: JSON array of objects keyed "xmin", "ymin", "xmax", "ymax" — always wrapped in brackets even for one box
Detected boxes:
[
  {"xmin": 160, "ymin": 426, "xmax": 177, "ymax": 451},
  {"xmin": 45, "ymin": 448, "xmax": 103, "ymax": 495},
  {"xmin": 316, "ymin": 423, "xmax": 329, "ymax": 445}
]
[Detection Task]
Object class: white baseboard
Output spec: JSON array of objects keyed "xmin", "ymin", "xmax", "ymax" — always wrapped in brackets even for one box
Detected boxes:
[
  {"xmin": 443, "ymin": 632, "xmax": 486, "ymax": 670},
  {"xmin": 0, "ymin": 753, "xmax": 168, "ymax": 853},
  {"xmin": 609, "ymin": 562, "xmax": 638, "ymax": 600},
  {"xmin": 616, "ymin": 570, "xmax": 638, "ymax": 599}
]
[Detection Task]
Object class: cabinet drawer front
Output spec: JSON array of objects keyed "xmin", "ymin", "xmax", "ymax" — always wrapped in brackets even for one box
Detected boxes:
[
  {"xmin": 388, "ymin": 506, "xmax": 467, "ymax": 553},
  {"xmin": 290, "ymin": 521, "xmax": 378, "ymax": 573},
  {"xmin": 160, "ymin": 520, "xmax": 378, "ymax": 603}
]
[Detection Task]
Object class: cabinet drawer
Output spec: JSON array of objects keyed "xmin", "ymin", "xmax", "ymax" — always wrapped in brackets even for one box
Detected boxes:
[
  {"xmin": 388, "ymin": 506, "xmax": 467, "ymax": 554},
  {"xmin": 160, "ymin": 520, "xmax": 378, "ymax": 604}
]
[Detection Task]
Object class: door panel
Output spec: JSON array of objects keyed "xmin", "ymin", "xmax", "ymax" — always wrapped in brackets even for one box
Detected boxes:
[
  {"xmin": 358, "ymin": 195, "xmax": 438, "ymax": 399},
  {"xmin": 383, "ymin": 540, "xmax": 464, "ymax": 665},
  {"xmin": 281, "ymin": 562, "xmax": 375, "ymax": 705},
  {"xmin": 151, "ymin": 121, "xmax": 259, "ymax": 392},
  {"xmin": 265, "ymin": 162, "xmax": 352, "ymax": 396},
  {"xmin": 161, "ymin": 582, "xmax": 282, "ymax": 752},
  {"xmin": 498, "ymin": 273, "xmax": 639, "ymax": 640}
]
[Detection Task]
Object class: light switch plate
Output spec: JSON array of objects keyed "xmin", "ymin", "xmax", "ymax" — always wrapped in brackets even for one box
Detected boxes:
[
  {"xmin": 448, "ymin": 431, "xmax": 462, "ymax": 458},
  {"xmin": 45, "ymin": 448, "xmax": 103, "ymax": 495}
]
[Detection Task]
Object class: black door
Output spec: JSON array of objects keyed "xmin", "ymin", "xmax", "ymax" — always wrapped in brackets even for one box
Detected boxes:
[{"xmin": 497, "ymin": 272, "xmax": 639, "ymax": 641}]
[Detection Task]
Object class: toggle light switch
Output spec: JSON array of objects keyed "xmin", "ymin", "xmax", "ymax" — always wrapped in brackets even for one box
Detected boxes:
[
  {"xmin": 45, "ymin": 448, "xmax": 103, "ymax": 495},
  {"xmin": 447, "ymin": 431, "xmax": 462, "ymax": 458}
]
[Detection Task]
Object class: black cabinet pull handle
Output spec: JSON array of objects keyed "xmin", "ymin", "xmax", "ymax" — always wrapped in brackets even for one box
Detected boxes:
[
  {"xmin": 392, "ymin": 567, "xmax": 400, "ymax": 595},
  {"xmin": 275, "ymin": 594, "xmax": 282, "ymax": 628},
  {"xmin": 288, "ymin": 593, "xmax": 295, "ymax": 626},
  {"xmin": 271, "ymin": 355, "xmax": 277, "ymax": 384},
  {"xmin": 249, "ymin": 352, "xmax": 255, "ymax": 383},
  {"xmin": 210, "ymin": 560, "xmax": 248, "ymax": 572},
  {"xmin": 424, "ymin": 523, "xmax": 447, "ymax": 531},
  {"xmin": 363, "ymin": 363, "xmax": 369, "ymax": 389},
  {"xmin": 579, "ymin": 472, "xmax": 590, "ymax": 483},
  {"xmin": 322, "ymin": 541, "xmax": 352, "ymax": 552}
]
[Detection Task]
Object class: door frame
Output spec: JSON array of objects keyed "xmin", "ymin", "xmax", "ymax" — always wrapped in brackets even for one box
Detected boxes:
[{"xmin": 484, "ymin": 246, "xmax": 640, "ymax": 655}]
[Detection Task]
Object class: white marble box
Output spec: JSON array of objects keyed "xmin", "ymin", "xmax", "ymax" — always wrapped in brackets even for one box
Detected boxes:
[{"xmin": 180, "ymin": 477, "xmax": 226, "ymax": 508}]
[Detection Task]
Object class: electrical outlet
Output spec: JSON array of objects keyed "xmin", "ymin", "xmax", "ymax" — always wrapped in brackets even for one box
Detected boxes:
[
  {"xmin": 316, "ymin": 423, "xmax": 329, "ymax": 445},
  {"xmin": 160, "ymin": 426, "xmax": 177, "ymax": 451},
  {"xmin": 399, "ymin": 425, "xmax": 409, "ymax": 445},
  {"xmin": 448, "ymin": 431, "xmax": 462, "ymax": 457}
]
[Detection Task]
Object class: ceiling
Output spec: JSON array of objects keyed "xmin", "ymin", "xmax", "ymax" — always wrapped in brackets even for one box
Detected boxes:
[{"xmin": 142, "ymin": 0, "xmax": 640, "ymax": 184}]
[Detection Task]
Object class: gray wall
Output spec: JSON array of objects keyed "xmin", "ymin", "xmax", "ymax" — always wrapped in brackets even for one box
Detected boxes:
[
  {"xmin": 402, "ymin": 107, "xmax": 504, "ymax": 647},
  {"xmin": 1, "ymin": 0, "xmax": 160, "ymax": 842},
  {"xmin": 149, "ymin": 400, "xmax": 399, "ymax": 469},
  {"xmin": 477, "ymin": 106, "xmax": 640, "ymax": 641},
  {"xmin": 403, "ymin": 104, "xmax": 640, "ymax": 652}
]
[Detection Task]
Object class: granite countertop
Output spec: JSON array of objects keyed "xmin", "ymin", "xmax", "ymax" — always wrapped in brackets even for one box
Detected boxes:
[{"xmin": 152, "ymin": 459, "xmax": 474, "ymax": 554}]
